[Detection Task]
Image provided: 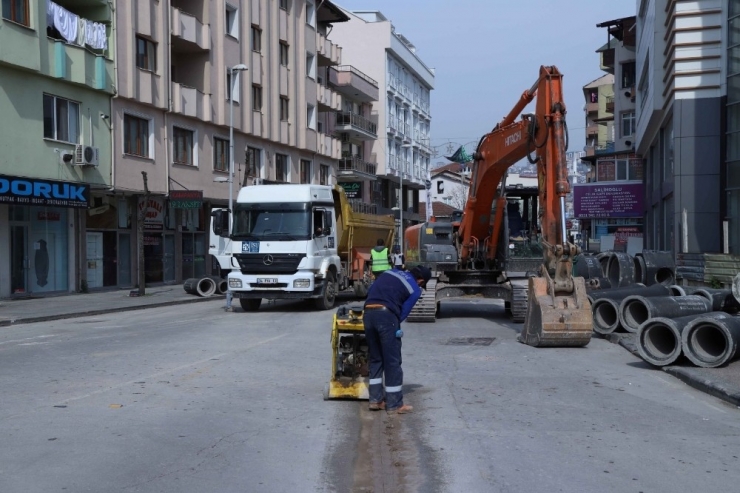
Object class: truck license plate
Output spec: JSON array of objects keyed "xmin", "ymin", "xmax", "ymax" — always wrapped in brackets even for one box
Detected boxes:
[{"xmin": 257, "ymin": 278, "xmax": 278, "ymax": 284}]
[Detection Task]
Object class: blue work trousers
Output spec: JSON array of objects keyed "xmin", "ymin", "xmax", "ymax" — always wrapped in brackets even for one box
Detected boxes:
[{"xmin": 363, "ymin": 309, "xmax": 404, "ymax": 410}]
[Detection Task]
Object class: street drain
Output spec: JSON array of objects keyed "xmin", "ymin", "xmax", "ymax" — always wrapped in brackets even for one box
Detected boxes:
[{"xmin": 444, "ymin": 337, "xmax": 495, "ymax": 346}]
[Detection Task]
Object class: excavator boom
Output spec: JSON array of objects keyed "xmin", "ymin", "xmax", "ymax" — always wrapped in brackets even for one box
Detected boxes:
[{"xmin": 459, "ymin": 66, "xmax": 592, "ymax": 347}]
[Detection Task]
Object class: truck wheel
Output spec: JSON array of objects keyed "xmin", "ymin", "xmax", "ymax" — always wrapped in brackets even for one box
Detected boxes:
[
  {"xmin": 315, "ymin": 271, "xmax": 337, "ymax": 310},
  {"xmin": 239, "ymin": 298, "xmax": 262, "ymax": 311}
]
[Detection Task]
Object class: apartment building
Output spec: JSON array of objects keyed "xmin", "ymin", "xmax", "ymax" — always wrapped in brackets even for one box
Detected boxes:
[
  {"xmin": 329, "ymin": 9, "xmax": 435, "ymax": 229},
  {"xmin": 635, "ymin": 0, "xmax": 724, "ymax": 256},
  {"xmin": 575, "ymin": 16, "xmax": 644, "ymax": 253},
  {"xmin": 108, "ymin": 0, "xmax": 352, "ymax": 288},
  {"xmin": 0, "ymin": 0, "xmax": 114, "ymax": 297}
]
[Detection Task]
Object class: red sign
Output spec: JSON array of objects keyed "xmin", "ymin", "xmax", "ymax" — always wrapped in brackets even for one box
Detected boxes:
[
  {"xmin": 38, "ymin": 211, "xmax": 61, "ymax": 221},
  {"xmin": 614, "ymin": 227, "xmax": 642, "ymax": 243}
]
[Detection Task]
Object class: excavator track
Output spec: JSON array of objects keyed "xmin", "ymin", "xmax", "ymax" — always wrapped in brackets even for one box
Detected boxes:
[
  {"xmin": 407, "ymin": 278, "xmax": 437, "ymax": 323},
  {"xmin": 510, "ymin": 280, "xmax": 529, "ymax": 323}
]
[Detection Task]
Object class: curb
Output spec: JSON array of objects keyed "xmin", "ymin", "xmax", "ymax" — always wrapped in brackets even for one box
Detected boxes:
[
  {"xmin": 0, "ymin": 295, "xmax": 220, "ymax": 327},
  {"xmin": 599, "ymin": 331, "xmax": 740, "ymax": 408}
]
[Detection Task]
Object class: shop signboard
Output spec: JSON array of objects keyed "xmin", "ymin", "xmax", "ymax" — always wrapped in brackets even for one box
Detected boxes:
[
  {"xmin": 573, "ymin": 182, "xmax": 644, "ymax": 218},
  {"xmin": 169, "ymin": 190, "xmax": 203, "ymax": 209},
  {"xmin": 0, "ymin": 175, "xmax": 90, "ymax": 208},
  {"xmin": 339, "ymin": 182, "xmax": 362, "ymax": 199},
  {"xmin": 138, "ymin": 196, "xmax": 165, "ymax": 231}
]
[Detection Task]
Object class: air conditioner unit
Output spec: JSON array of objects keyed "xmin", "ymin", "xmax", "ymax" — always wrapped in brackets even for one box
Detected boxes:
[{"xmin": 74, "ymin": 145, "xmax": 99, "ymax": 166}]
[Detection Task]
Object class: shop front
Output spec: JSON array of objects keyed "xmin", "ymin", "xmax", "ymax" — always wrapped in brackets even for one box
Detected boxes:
[{"xmin": 0, "ymin": 175, "xmax": 90, "ymax": 297}]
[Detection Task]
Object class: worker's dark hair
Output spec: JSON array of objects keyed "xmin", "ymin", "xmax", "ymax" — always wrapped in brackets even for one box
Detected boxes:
[
  {"xmin": 377, "ymin": 238, "xmax": 385, "ymax": 246},
  {"xmin": 410, "ymin": 265, "xmax": 432, "ymax": 288}
]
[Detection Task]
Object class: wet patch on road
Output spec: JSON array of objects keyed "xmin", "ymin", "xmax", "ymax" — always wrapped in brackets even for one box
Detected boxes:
[{"xmin": 444, "ymin": 337, "xmax": 495, "ymax": 346}]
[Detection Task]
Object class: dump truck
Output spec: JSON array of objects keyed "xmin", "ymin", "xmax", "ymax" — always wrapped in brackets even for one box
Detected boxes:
[{"xmin": 209, "ymin": 184, "xmax": 395, "ymax": 312}]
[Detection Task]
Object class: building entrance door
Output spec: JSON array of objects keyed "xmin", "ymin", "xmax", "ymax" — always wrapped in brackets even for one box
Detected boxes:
[
  {"xmin": 10, "ymin": 224, "xmax": 29, "ymax": 295},
  {"xmin": 86, "ymin": 232, "xmax": 104, "ymax": 289}
]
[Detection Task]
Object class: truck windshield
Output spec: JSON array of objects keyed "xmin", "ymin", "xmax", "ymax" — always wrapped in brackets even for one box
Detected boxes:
[{"xmin": 232, "ymin": 205, "xmax": 311, "ymax": 240}]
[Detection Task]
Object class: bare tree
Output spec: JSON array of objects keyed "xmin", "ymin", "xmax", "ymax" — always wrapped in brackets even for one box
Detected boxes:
[
  {"xmin": 136, "ymin": 171, "xmax": 150, "ymax": 296},
  {"xmin": 448, "ymin": 181, "xmax": 469, "ymax": 210}
]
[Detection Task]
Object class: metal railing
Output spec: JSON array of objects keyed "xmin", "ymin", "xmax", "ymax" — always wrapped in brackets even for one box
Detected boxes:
[
  {"xmin": 333, "ymin": 65, "xmax": 379, "ymax": 87},
  {"xmin": 335, "ymin": 111, "xmax": 378, "ymax": 136},
  {"xmin": 339, "ymin": 156, "xmax": 377, "ymax": 176},
  {"xmin": 349, "ymin": 199, "xmax": 378, "ymax": 214}
]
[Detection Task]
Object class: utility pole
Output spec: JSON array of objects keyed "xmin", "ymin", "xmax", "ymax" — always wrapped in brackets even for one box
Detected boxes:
[{"xmin": 137, "ymin": 171, "xmax": 150, "ymax": 296}]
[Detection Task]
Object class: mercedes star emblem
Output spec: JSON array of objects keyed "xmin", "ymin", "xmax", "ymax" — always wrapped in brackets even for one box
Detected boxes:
[{"xmin": 262, "ymin": 255, "xmax": 274, "ymax": 266}]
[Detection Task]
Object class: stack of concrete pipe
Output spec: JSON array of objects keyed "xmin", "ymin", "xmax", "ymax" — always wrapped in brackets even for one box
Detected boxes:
[{"xmin": 576, "ymin": 251, "xmax": 740, "ymax": 368}]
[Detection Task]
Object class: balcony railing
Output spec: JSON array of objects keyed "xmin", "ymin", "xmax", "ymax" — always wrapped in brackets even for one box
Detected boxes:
[
  {"xmin": 172, "ymin": 82, "xmax": 211, "ymax": 121},
  {"xmin": 388, "ymin": 155, "xmax": 399, "ymax": 172},
  {"xmin": 595, "ymin": 141, "xmax": 615, "ymax": 155},
  {"xmin": 336, "ymin": 112, "xmax": 377, "ymax": 137},
  {"xmin": 171, "ymin": 7, "xmax": 210, "ymax": 51},
  {"xmin": 388, "ymin": 116, "xmax": 397, "ymax": 133},
  {"xmin": 349, "ymin": 199, "xmax": 378, "ymax": 214},
  {"xmin": 330, "ymin": 65, "xmax": 379, "ymax": 102},
  {"xmin": 605, "ymin": 96, "xmax": 614, "ymax": 113},
  {"xmin": 339, "ymin": 156, "xmax": 377, "ymax": 176},
  {"xmin": 586, "ymin": 124, "xmax": 599, "ymax": 136},
  {"xmin": 420, "ymin": 100, "xmax": 430, "ymax": 115}
]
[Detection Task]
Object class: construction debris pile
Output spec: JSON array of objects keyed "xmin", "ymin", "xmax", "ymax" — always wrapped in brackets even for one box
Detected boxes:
[{"xmin": 578, "ymin": 251, "xmax": 740, "ymax": 369}]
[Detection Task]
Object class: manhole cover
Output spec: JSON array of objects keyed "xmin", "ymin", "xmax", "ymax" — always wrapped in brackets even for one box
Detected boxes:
[{"xmin": 444, "ymin": 337, "xmax": 495, "ymax": 346}]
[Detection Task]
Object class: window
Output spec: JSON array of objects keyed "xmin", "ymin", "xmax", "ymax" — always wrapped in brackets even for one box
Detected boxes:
[
  {"xmin": 320, "ymin": 164, "xmax": 329, "ymax": 185},
  {"xmin": 280, "ymin": 97, "xmax": 289, "ymax": 120},
  {"xmin": 2, "ymin": 0, "xmax": 28, "ymax": 26},
  {"xmin": 247, "ymin": 146, "xmax": 261, "ymax": 176},
  {"xmin": 306, "ymin": 53, "xmax": 316, "ymax": 79},
  {"xmin": 173, "ymin": 127, "xmax": 194, "ymax": 165},
  {"xmin": 275, "ymin": 154, "xmax": 289, "ymax": 182},
  {"xmin": 621, "ymin": 111, "xmax": 636, "ymax": 137},
  {"xmin": 306, "ymin": 104, "xmax": 316, "ymax": 130},
  {"xmin": 280, "ymin": 42, "xmax": 289, "ymax": 66},
  {"xmin": 214, "ymin": 137, "xmax": 229, "ymax": 171},
  {"xmin": 252, "ymin": 84, "xmax": 262, "ymax": 111},
  {"xmin": 43, "ymin": 94, "xmax": 79, "ymax": 143},
  {"xmin": 300, "ymin": 159, "xmax": 312, "ymax": 184},
  {"xmin": 251, "ymin": 25, "xmax": 261, "ymax": 53},
  {"xmin": 306, "ymin": 0, "xmax": 316, "ymax": 28},
  {"xmin": 279, "ymin": 0, "xmax": 289, "ymax": 10},
  {"xmin": 225, "ymin": 4, "xmax": 239, "ymax": 38},
  {"xmin": 124, "ymin": 114, "xmax": 150, "ymax": 157},
  {"xmin": 136, "ymin": 36, "xmax": 156, "ymax": 72},
  {"xmin": 226, "ymin": 70, "xmax": 241, "ymax": 102},
  {"xmin": 621, "ymin": 61, "xmax": 636, "ymax": 88}
]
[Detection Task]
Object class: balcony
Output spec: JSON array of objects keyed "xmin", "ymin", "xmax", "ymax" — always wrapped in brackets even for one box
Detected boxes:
[
  {"xmin": 318, "ymin": 132, "xmax": 341, "ymax": 159},
  {"xmin": 387, "ymin": 74, "xmax": 398, "ymax": 92},
  {"xmin": 402, "ymin": 124, "xmax": 412, "ymax": 143},
  {"xmin": 47, "ymin": 39, "xmax": 113, "ymax": 93},
  {"xmin": 420, "ymin": 100, "xmax": 430, "ymax": 116},
  {"xmin": 317, "ymin": 32, "xmax": 341, "ymax": 66},
  {"xmin": 586, "ymin": 124, "xmax": 599, "ymax": 137},
  {"xmin": 338, "ymin": 156, "xmax": 377, "ymax": 181},
  {"xmin": 586, "ymin": 101, "xmax": 599, "ymax": 113},
  {"xmin": 605, "ymin": 95, "xmax": 614, "ymax": 114},
  {"xmin": 595, "ymin": 141, "xmax": 615, "ymax": 155},
  {"xmin": 316, "ymin": 83, "xmax": 341, "ymax": 112},
  {"xmin": 329, "ymin": 65, "xmax": 379, "ymax": 102},
  {"xmin": 171, "ymin": 82, "xmax": 211, "ymax": 121},
  {"xmin": 349, "ymin": 200, "xmax": 378, "ymax": 214},
  {"xmin": 335, "ymin": 111, "xmax": 378, "ymax": 140},
  {"xmin": 171, "ymin": 7, "xmax": 210, "ymax": 52},
  {"xmin": 387, "ymin": 116, "xmax": 397, "ymax": 134}
]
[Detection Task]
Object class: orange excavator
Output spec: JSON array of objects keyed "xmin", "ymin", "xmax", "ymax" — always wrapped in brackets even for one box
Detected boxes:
[{"xmin": 407, "ymin": 66, "xmax": 592, "ymax": 347}]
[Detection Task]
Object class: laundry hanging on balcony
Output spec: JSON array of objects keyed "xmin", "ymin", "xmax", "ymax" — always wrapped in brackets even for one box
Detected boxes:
[{"xmin": 46, "ymin": 0, "xmax": 108, "ymax": 51}]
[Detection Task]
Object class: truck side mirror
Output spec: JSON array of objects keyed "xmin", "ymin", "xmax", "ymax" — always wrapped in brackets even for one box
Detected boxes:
[{"xmin": 211, "ymin": 209, "xmax": 230, "ymax": 237}]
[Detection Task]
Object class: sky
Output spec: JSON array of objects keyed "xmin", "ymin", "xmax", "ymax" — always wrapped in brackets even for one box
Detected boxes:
[{"xmin": 335, "ymin": 0, "xmax": 634, "ymax": 163}]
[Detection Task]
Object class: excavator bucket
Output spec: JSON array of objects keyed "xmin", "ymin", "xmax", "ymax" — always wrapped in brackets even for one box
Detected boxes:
[{"xmin": 519, "ymin": 275, "xmax": 593, "ymax": 347}]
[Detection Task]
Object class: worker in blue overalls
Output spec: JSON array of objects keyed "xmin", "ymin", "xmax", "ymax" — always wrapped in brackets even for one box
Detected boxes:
[{"xmin": 363, "ymin": 265, "xmax": 431, "ymax": 414}]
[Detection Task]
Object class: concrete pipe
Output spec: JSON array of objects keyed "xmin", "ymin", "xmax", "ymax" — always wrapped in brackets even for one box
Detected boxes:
[
  {"xmin": 607, "ymin": 252, "xmax": 636, "ymax": 288},
  {"xmin": 633, "ymin": 255, "xmax": 646, "ymax": 284},
  {"xmin": 592, "ymin": 298, "xmax": 623, "ymax": 334},
  {"xmin": 733, "ymin": 272, "xmax": 740, "ymax": 306},
  {"xmin": 596, "ymin": 252, "xmax": 612, "ymax": 277},
  {"xmin": 209, "ymin": 276, "xmax": 228, "ymax": 295},
  {"xmin": 637, "ymin": 250, "xmax": 675, "ymax": 286},
  {"xmin": 587, "ymin": 282, "xmax": 659, "ymax": 305},
  {"xmin": 636, "ymin": 312, "xmax": 730, "ymax": 367},
  {"xmin": 695, "ymin": 288, "xmax": 740, "ymax": 313},
  {"xmin": 620, "ymin": 295, "xmax": 713, "ymax": 333},
  {"xmin": 586, "ymin": 277, "xmax": 612, "ymax": 291},
  {"xmin": 574, "ymin": 253, "xmax": 603, "ymax": 279},
  {"xmin": 183, "ymin": 277, "xmax": 216, "ymax": 297},
  {"xmin": 668, "ymin": 285, "xmax": 702, "ymax": 297},
  {"xmin": 682, "ymin": 313, "xmax": 740, "ymax": 368}
]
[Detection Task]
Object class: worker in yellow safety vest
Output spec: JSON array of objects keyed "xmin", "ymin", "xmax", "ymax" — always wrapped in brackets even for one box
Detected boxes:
[{"xmin": 370, "ymin": 238, "xmax": 392, "ymax": 277}]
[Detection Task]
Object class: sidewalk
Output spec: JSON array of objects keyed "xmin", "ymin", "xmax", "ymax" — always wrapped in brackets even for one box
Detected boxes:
[
  {"xmin": 2, "ymin": 289, "xmax": 739, "ymax": 408},
  {"xmin": 0, "ymin": 285, "xmax": 222, "ymax": 327}
]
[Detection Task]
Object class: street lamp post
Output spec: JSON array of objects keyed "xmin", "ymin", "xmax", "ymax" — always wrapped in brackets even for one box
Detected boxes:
[{"xmin": 228, "ymin": 64, "xmax": 248, "ymax": 228}]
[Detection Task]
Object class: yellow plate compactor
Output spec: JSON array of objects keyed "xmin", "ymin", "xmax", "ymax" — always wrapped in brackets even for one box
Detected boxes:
[{"xmin": 323, "ymin": 305, "xmax": 370, "ymax": 400}]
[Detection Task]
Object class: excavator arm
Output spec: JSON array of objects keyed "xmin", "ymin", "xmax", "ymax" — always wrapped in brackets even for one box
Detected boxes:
[{"xmin": 459, "ymin": 66, "xmax": 592, "ymax": 347}]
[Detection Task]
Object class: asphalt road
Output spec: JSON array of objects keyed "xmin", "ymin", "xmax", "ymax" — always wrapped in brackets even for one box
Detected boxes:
[{"xmin": 1, "ymin": 297, "xmax": 740, "ymax": 492}]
